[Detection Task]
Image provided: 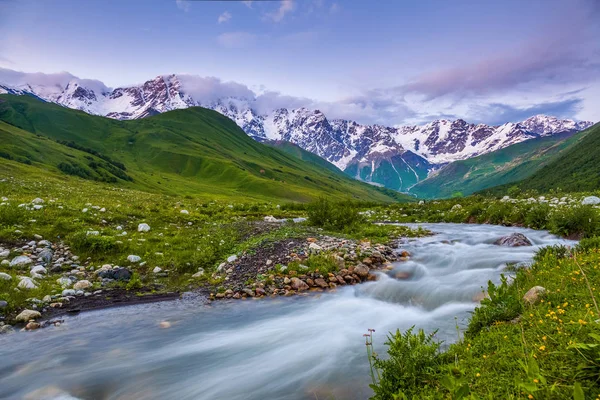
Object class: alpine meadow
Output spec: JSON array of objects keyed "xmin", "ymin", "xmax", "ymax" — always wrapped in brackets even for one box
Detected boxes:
[{"xmin": 1, "ymin": 1, "xmax": 599, "ymax": 399}]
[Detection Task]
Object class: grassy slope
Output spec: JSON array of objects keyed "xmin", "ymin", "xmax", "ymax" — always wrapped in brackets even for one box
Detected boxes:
[
  {"xmin": 502, "ymin": 122, "xmax": 600, "ymax": 193},
  {"xmin": 411, "ymin": 130, "xmax": 586, "ymax": 199},
  {"xmin": 0, "ymin": 94, "xmax": 410, "ymax": 203}
]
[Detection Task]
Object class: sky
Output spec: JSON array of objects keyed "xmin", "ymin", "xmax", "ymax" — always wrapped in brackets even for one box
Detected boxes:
[{"xmin": 0, "ymin": 0, "xmax": 599, "ymax": 126}]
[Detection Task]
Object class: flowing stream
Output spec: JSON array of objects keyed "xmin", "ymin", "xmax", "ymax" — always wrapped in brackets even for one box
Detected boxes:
[{"xmin": 0, "ymin": 224, "xmax": 576, "ymax": 400}]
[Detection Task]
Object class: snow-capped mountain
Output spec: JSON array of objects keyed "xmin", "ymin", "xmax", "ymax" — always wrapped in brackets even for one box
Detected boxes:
[{"xmin": 0, "ymin": 69, "xmax": 594, "ymax": 192}]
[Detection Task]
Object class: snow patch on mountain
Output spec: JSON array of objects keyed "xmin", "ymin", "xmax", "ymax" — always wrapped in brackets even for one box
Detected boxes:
[{"xmin": 0, "ymin": 69, "xmax": 594, "ymax": 192}]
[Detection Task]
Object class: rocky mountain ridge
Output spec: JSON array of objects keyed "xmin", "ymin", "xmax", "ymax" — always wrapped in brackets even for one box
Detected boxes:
[{"xmin": 1, "ymin": 70, "xmax": 593, "ymax": 191}]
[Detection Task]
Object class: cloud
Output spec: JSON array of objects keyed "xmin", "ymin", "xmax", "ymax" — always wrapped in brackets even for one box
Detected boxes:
[
  {"xmin": 0, "ymin": 56, "xmax": 14, "ymax": 67},
  {"xmin": 176, "ymin": 75, "xmax": 255, "ymax": 103},
  {"xmin": 218, "ymin": 11, "xmax": 232, "ymax": 24},
  {"xmin": 216, "ymin": 32, "xmax": 258, "ymax": 48},
  {"xmin": 242, "ymin": 1, "xmax": 253, "ymax": 8},
  {"xmin": 468, "ymin": 98, "xmax": 586, "ymax": 125},
  {"xmin": 175, "ymin": 0, "xmax": 190, "ymax": 12},
  {"xmin": 264, "ymin": 1, "xmax": 295, "ymax": 22},
  {"xmin": 330, "ymin": 3, "xmax": 340, "ymax": 14},
  {"xmin": 399, "ymin": 4, "xmax": 600, "ymax": 101}
]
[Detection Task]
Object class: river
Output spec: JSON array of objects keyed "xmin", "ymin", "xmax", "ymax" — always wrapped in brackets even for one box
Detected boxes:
[{"xmin": 0, "ymin": 223, "xmax": 576, "ymax": 400}]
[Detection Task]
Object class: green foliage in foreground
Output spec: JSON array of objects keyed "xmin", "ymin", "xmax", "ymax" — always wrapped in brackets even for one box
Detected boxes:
[{"xmin": 367, "ymin": 242, "xmax": 600, "ymax": 399}]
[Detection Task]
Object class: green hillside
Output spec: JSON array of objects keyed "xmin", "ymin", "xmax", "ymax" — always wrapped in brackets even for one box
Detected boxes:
[
  {"xmin": 0, "ymin": 94, "xmax": 410, "ymax": 203},
  {"xmin": 265, "ymin": 140, "xmax": 344, "ymax": 175},
  {"xmin": 410, "ymin": 130, "xmax": 588, "ymax": 199},
  {"xmin": 483, "ymin": 122, "xmax": 600, "ymax": 194}
]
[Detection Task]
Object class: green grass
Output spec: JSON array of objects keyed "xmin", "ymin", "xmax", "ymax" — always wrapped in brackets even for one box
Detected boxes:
[{"xmin": 0, "ymin": 94, "xmax": 411, "ymax": 203}]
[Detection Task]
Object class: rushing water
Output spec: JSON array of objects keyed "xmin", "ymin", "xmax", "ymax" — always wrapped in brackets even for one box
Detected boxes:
[{"xmin": 0, "ymin": 224, "xmax": 576, "ymax": 400}]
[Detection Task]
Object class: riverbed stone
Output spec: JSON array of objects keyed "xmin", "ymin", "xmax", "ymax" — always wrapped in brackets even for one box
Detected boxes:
[
  {"xmin": 18, "ymin": 277, "xmax": 37, "ymax": 289},
  {"xmin": 10, "ymin": 255, "xmax": 33, "ymax": 268},
  {"xmin": 15, "ymin": 309, "xmax": 41, "ymax": 322},
  {"xmin": 291, "ymin": 277, "xmax": 309, "ymax": 292},
  {"xmin": 314, "ymin": 278, "xmax": 329, "ymax": 288},
  {"xmin": 353, "ymin": 264, "xmax": 370, "ymax": 279},
  {"xmin": 26, "ymin": 321, "xmax": 41, "ymax": 330},
  {"xmin": 73, "ymin": 280, "xmax": 92, "ymax": 290}
]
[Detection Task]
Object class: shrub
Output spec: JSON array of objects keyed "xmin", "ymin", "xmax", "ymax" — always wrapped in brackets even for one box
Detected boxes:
[
  {"xmin": 465, "ymin": 275, "xmax": 522, "ymax": 339},
  {"xmin": 307, "ymin": 198, "xmax": 365, "ymax": 231},
  {"xmin": 550, "ymin": 205, "xmax": 599, "ymax": 238},
  {"xmin": 534, "ymin": 244, "xmax": 571, "ymax": 262},
  {"xmin": 370, "ymin": 327, "xmax": 442, "ymax": 400},
  {"xmin": 484, "ymin": 203, "xmax": 513, "ymax": 225},
  {"xmin": 69, "ymin": 232, "xmax": 121, "ymax": 255},
  {"xmin": 0, "ymin": 204, "xmax": 27, "ymax": 227},
  {"xmin": 575, "ymin": 236, "xmax": 600, "ymax": 253},
  {"xmin": 524, "ymin": 203, "xmax": 551, "ymax": 229}
]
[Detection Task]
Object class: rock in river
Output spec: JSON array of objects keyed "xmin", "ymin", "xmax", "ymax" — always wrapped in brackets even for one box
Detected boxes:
[{"xmin": 494, "ymin": 233, "xmax": 532, "ymax": 247}]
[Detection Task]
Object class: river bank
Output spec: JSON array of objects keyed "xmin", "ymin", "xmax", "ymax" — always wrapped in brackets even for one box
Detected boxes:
[{"xmin": 0, "ymin": 223, "xmax": 573, "ymax": 400}]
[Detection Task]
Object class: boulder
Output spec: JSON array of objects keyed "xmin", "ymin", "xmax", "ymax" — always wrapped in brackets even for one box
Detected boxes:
[
  {"xmin": 290, "ymin": 277, "xmax": 309, "ymax": 292},
  {"xmin": 523, "ymin": 286, "xmax": 546, "ymax": 305},
  {"xmin": 353, "ymin": 264, "xmax": 370, "ymax": 279},
  {"xmin": 25, "ymin": 321, "xmax": 41, "ymax": 330},
  {"xmin": 73, "ymin": 280, "xmax": 92, "ymax": 290},
  {"xmin": 30, "ymin": 265, "xmax": 47, "ymax": 275},
  {"xmin": 127, "ymin": 255, "xmax": 142, "ymax": 263},
  {"xmin": 56, "ymin": 277, "xmax": 72, "ymax": 287},
  {"xmin": 137, "ymin": 223, "xmax": 151, "ymax": 232},
  {"xmin": 0, "ymin": 249, "xmax": 9, "ymax": 259},
  {"xmin": 38, "ymin": 249, "xmax": 53, "ymax": 264},
  {"xmin": 582, "ymin": 196, "xmax": 600, "ymax": 205},
  {"xmin": 10, "ymin": 255, "xmax": 33, "ymax": 268},
  {"xmin": 0, "ymin": 272, "xmax": 11, "ymax": 280},
  {"xmin": 227, "ymin": 255, "xmax": 238, "ymax": 263},
  {"xmin": 494, "ymin": 233, "xmax": 532, "ymax": 247},
  {"xmin": 0, "ymin": 300, "xmax": 7, "ymax": 308},
  {"xmin": 180, "ymin": 210, "xmax": 189, "ymax": 214},
  {"xmin": 309, "ymin": 243, "xmax": 322, "ymax": 252},
  {"xmin": 112, "ymin": 267, "xmax": 132, "ymax": 281},
  {"xmin": 314, "ymin": 278, "xmax": 329, "ymax": 288},
  {"xmin": 153, "ymin": 267, "xmax": 162, "ymax": 274},
  {"xmin": 15, "ymin": 309, "xmax": 41, "ymax": 323},
  {"xmin": 18, "ymin": 277, "xmax": 37, "ymax": 289},
  {"xmin": 62, "ymin": 289, "xmax": 76, "ymax": 297},
  {"xmin": 0, "ymin": 324, "xmax": 14, "ymax": 334}
]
